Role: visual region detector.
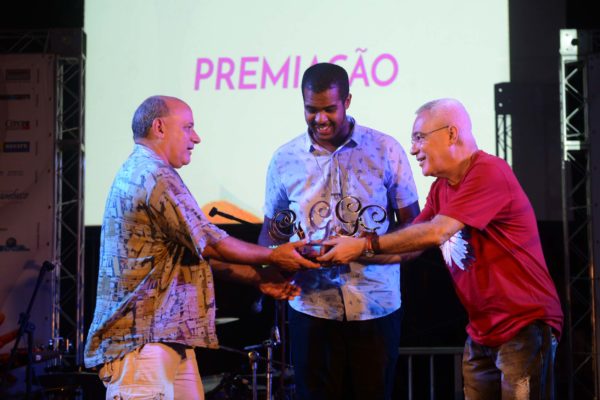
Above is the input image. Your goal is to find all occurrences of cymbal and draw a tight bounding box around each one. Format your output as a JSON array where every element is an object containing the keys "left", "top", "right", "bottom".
[
  {"left": 203, "top": 374, "right": 267, "bottom": 394},
  {"left": 202, "top": 373, "right": 225, "bottom": 390},
  {"left": 241, "top": 371, "right": 281, "bottom": 379},
  {"left": 241, "top": 368, "right": 294, "bottom": 379},
  {"left": 215, "top": 317, "right": 239, "bottom": 325}
]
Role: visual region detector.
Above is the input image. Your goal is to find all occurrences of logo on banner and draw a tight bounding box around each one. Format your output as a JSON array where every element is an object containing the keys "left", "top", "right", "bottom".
[
  {"left": 0, "top": 170, "right": 25, "bottom": 177},
  {"left": 5, "top": 120, "right": 31, "bottom": 130},
  {"left": 0, "top": 94, "right": 31, "bottom": 101},
  {"left": 0, "top": 237, "right": 30, "bottom": 252},
  {"left": 5, "top": 69, "right": 31, "bottom": 81},
  {"left": 0, "top": 190, "right": 29, "bottom": 200},
  {"left": 2, "top": 141, "right": 30, "bottom": 152}
]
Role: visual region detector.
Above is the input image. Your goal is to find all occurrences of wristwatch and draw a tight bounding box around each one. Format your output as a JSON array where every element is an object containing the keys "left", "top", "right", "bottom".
[{"left": 363, "top": 232, "right": 380, "bottom": 258}]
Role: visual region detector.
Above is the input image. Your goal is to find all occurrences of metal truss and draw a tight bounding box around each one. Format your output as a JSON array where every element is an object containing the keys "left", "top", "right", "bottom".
[
  {"left": 0, "top": 30, "right": 51, "bottom": 53},
  {"left": 55, "top": 54, "right": 85, "bottom": 366},
  {"left": 559, "top": 29, "right": 600, "bottom": 400},
  {"left": 0, "top": 29, "right": 86, "bottom": 366},
  {"left": 494, "top": 83, "right": 513, "bottom": 165}
]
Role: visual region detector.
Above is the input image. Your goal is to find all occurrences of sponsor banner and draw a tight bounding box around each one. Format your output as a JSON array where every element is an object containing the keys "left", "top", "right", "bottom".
[{"left": 0, "top": 54, "right": 56, "bottom": 348}]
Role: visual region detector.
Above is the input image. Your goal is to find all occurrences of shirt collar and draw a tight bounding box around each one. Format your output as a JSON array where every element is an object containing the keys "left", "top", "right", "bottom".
[
  {"left": 133, "top": 143, "right": 170, "bottom": 166},
  {"left": 304, "top": 116, "right": 362, "bottom": 153}
]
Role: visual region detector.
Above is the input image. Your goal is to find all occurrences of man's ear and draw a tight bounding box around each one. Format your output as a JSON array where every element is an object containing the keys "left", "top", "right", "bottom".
[
  {"left": 150, "top": 118, "right": 165, "bottom": 138},
  {"left": 345, "top": 93, "right": 352, "bottom": 110},
  {"left": 447, "top": 125, "right": 459, "bottom": 144}
]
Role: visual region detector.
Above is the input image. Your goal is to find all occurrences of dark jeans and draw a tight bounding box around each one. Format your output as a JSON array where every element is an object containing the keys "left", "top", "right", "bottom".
[
  {"left": 462, "top": 321, "right": 558, "bottom": 400},
  {"left": 288, "top": 306, "right": 401, "bottom": 400}
]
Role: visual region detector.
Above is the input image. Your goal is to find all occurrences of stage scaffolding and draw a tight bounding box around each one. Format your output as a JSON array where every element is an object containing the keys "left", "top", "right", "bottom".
[
  {"left": 0, "top": 29, "right": 86, "bottom": 366},
  {"left": 494, "top": 82, "right": 513, "bottom": 166},
  {"left": 559, "top": 29, "right": 600, "bottom": 399}
]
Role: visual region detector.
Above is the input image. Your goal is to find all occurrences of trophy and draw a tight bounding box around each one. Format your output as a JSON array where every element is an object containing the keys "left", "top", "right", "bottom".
[{"left": 269, "top": 196, "right": 387, "bottom": 262}]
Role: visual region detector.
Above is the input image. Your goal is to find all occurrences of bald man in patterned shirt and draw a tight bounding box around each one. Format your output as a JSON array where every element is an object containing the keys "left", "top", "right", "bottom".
[{"left": 85, "top": 95, "right": 318, "bottom": 400}]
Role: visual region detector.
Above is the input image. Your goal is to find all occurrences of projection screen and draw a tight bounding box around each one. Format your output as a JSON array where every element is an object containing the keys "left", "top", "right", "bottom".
[{"left": 84, "top": 0, "right": 509, "bottom": 226}]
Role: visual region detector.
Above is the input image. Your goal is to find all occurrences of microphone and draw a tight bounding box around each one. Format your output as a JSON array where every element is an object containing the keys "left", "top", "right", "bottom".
[
  {"left": 42, "top": 261, "right": 56, "bottom": 271},
  {"left": 208, "top": 207, "right": 255, "bottom": 226}
]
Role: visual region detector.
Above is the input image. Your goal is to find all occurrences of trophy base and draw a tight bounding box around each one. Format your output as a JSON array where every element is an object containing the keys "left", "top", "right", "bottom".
[{"left": 297, "top": 242, "right": 332, "bottom": 262}]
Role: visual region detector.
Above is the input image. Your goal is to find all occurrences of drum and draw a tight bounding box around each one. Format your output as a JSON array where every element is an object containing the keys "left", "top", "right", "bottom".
[{"left": 204, "top": 372, "right": 254, "bottom": 400}]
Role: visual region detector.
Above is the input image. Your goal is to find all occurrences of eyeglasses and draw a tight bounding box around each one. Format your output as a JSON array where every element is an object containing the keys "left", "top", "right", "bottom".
[{"left": 411, "top": 125, "right": 450, "bottom": 145}]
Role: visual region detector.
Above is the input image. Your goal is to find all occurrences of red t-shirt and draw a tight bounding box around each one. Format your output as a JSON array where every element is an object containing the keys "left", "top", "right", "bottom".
[{"left": 414, "top": 151, "right": 563, "bottom": 346}]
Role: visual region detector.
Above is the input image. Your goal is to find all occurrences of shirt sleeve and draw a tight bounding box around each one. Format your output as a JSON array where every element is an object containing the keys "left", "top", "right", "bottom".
[
  {"left": 414, "top": 200, "right": 434, "bottom": 224},
  {"left": 385, "top": 140, "right": 419, "bottom": 209},
  {"left": 148, "top": 168, "right": 228, "bottom": 257},
  {"left": 263, "top": 153, "right": 290, "bottom": 218},
  {"left": 439, "top": 161, "right": 511, "bottom": 231}
]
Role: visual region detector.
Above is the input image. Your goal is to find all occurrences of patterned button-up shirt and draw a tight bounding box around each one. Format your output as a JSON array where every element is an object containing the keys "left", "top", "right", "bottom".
[
  {"left": 264, "top": 117, "right": 418, "bottom": 321},
  {"left": 84, "top": 144, "right": 228, "bottom": 368}
]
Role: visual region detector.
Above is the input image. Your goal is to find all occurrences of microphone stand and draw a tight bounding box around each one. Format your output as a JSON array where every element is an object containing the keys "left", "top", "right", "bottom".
[
  {"left": 243, "top": 325, "right": 281, "bottom": 400},
  {"left": 266, "top": 325, "right": 281, "bottom": 400},
  {"left": 219, "top": 344, "right": 294, "bottom": 400},
  {"left": 247, "top": 351, "right": 259, "bottom": 400},
  {"left": 276, "top": 300, "right": 289, "bottom": 400},
  {"left": 209, "top": 207, "right": 256, "bottom": 227},
  {"left": 210, "top": 207, "right": 292, "bottom": 399},
  {"left": 3, "top": 261, "right": 55, "bottom": 399}
]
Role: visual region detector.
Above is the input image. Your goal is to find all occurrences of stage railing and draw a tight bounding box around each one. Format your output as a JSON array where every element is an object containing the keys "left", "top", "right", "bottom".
[{"left": 398, "top": 346, "right": 464, "bottom": 400}]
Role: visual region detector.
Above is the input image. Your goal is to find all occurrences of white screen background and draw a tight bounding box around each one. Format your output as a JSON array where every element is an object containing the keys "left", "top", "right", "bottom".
[{"left": 84, "top": 0, "right": 509, "bottom": 225}]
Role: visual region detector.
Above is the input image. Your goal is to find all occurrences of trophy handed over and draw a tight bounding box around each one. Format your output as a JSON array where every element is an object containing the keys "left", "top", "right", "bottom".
[{"left": 269, "top": 196, "right": 387, "bottom": 263}]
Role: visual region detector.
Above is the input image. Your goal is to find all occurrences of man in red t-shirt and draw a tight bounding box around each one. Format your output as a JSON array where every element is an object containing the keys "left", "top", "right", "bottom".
[{"left": 319, "top": 98, "right": 563, "bottom": 399}]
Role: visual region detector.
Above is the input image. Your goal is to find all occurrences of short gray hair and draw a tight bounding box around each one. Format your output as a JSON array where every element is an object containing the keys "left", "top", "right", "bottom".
[
  {"left": 416, "top": 98, "right": 472, "bottom": 138},
  {"left": 131, "top": 96, "right": 170, "bottom": 139},
  {"left": 415, "top": 98, "right": 463, "bottom": 115}
]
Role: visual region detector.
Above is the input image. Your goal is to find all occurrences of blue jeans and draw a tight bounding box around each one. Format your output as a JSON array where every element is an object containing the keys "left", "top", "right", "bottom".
[{"left": 462, "top": 321, "right": 558, "bottom": 400}]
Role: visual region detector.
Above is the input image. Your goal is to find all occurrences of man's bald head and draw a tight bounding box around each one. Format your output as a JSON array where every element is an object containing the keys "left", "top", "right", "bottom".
[
  {"left": 132, "top": 95, "right": 188, "bottom": 140},
  {"left": 415, "top": 98, "right": 476, "bottom": 149}
]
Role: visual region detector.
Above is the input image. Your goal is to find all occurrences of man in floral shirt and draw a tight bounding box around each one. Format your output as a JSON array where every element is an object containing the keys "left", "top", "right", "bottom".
[{"left": 85, "top": 96, "right": 317, "bottom": 399}]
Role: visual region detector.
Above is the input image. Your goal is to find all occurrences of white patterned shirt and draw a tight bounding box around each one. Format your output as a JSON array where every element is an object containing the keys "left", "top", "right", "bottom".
[
  {"left": 264, "top": 118, "right": 418, "bottom": 321},
  {"left": 84, "top": 144, "right": 228, "bottom": 367}
]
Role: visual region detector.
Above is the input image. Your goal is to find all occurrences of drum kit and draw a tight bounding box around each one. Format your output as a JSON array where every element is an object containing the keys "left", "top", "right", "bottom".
[
  {"left": 1, "top": 316, "right": 293, "bottom": 399},
  {"left": 0, "top": 256, "right": 295, "bottom": 399}
]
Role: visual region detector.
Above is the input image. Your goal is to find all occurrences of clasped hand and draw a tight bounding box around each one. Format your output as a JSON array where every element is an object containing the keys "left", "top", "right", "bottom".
[
  {"left": 269, "top": 237, "right": 366, "bottom": 270},
  {"left": 316, "top": 236, "right": 365, "bottom": 265},
  {"left": 268, "top": 239, "right": 321, "bottom": 271}
]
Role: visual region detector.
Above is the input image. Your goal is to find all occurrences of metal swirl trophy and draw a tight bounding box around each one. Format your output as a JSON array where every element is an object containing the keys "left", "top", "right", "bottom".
[{"left": 269, "top": 196, "right": 387, "bottom": 262}]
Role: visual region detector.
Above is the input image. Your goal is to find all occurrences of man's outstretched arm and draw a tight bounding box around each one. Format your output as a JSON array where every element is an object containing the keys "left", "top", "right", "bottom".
[{"left": 319, "top": 214, "right": 464, "bottom": 265}]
